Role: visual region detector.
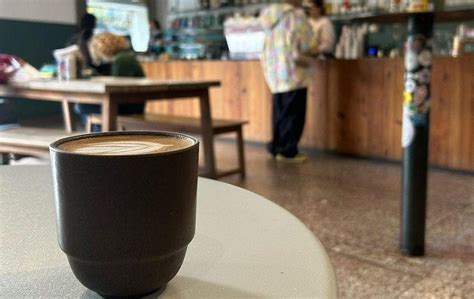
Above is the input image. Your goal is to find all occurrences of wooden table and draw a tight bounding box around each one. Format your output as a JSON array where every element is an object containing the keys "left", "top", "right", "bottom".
[
  {"left": 0, "top": 77, "right": 221, "bottom": 177},
  {"left": 0, "top": 165, "right": 338, "bottom": 298}
]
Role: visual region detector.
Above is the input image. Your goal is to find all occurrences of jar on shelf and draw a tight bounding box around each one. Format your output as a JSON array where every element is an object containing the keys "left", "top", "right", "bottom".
[{"left": 407, "top": 0, "right": 430, "bottom": 12}]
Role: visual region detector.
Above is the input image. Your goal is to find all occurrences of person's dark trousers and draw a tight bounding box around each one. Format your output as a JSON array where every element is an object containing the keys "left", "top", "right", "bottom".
[{"left": 267, "top": 88, "right": 307, "bottom": 158}]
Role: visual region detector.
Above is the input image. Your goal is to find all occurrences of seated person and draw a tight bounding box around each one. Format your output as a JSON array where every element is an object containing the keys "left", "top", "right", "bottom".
[
  {"left": 74, "top": 32, "right": 145, "bottom": 131},
  {"left": 67, "top": 13, "right": 111, "bottom": 76}
]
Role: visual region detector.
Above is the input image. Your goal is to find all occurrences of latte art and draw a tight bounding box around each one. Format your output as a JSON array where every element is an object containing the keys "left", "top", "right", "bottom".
[
  {"left": 69, "top": 140, "right": 173, "bottom": 155},
  {"left": 58, "top": 134, "right": 195, "bottom": 156}
]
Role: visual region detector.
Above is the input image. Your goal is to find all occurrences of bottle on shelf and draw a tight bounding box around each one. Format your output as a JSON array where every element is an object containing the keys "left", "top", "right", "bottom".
[
  {"left": 407, "top": 0, "right": 431, "bottom": 12},
  {"left": 210, "top": 0, "right": 220, "bottom": 9},
  {"left": 220, "top": 0, "right": 232, "bottom": 7},
  {"left": 201, "top": 0, "right": 210, "bottom": 9},
  {"left": 390, "top": 0, "right": 402, "bottom": 11}
]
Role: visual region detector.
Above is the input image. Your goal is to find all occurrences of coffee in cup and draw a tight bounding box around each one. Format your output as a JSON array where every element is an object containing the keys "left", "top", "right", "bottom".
[
  {"left": 58, "top": 134, "right": 194, "bottom": 155},
  {"left": 50, "top": 131, "right": 199, "bottom": 297}
]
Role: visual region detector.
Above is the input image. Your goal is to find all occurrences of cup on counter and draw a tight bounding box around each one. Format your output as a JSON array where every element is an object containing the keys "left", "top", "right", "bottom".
[{"left": 53, "top": 45, "right": 80, "bottom": 80}]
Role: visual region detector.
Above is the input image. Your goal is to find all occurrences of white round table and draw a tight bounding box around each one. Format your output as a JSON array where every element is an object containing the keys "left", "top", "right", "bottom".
[{"left": 0, "top": 165, "right": 337, "bottom": 298}]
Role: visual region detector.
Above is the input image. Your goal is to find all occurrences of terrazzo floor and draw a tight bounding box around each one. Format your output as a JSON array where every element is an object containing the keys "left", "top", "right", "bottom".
[{"left": 213, "top": 141, "right": 474, "bottom": 298}]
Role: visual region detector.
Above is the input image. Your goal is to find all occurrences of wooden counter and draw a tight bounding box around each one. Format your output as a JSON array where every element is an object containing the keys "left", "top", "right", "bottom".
[{"left": 142, "top": 56, "right": 473, "bottom": 171}]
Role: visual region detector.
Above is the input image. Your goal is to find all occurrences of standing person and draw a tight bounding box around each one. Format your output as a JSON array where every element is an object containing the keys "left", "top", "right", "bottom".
[
  {"left": 149, "top": 19, "right": 164, "bottom": 55},
  {"left": 74, "top": 32, "right": 145, "bottom": 131},
  {"left": 260, "top": 0, "right": 317, "bottom": 162},
  {"left": 305, "top": 0, "right": 335, "bottom": 58}
]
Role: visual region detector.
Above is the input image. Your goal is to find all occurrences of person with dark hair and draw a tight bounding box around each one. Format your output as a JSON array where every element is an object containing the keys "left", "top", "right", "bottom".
[
  {"left": 149, "top": 19, "right": 163, "bottom": 54},
  {"left": 74, "top": 32, "right": 145, "bottom": 131},
  {"left": 304, "top": 0, "right": 335, "bottom": 57},
  {"left": 77, "top": 13, "right": 96, "bottom": 68},
  {"left": 150, "top": 19, "right": 161, "bottom": 32},
  {"left": 68, "top": 13, "right": 111, "bottom": 75}
]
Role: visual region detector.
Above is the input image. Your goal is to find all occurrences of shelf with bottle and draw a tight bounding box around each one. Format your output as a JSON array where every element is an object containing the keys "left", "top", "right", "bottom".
[
  {"left": 160, "top": 24, "right": 228, "bottom": 60},
  {"left": 328, "top": 8, "right": 474, "bottom": 23},
  {"left": 169, "top": 14, "right": 228, "bottom": 30},
  {"left": 165, "top": 27, "right": 225, "bottom": 35},
  {"left": 168, "top": 1, "right": 278, "bottom": 17},
  {"left": 324, "top": 0, "right": 474, "bottom": 23},
  {"left": 334, "top": 17, "right": 473, "bottom": 59}
]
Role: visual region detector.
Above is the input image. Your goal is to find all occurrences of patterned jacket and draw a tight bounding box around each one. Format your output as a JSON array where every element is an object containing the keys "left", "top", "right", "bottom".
[{"left": 260, "top": 3, "right": 316, "bottom": 94}]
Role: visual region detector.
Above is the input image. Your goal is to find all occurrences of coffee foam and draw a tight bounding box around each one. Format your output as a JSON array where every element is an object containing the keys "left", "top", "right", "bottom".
[{"left": 58, "top": 134, "right": 195, "bottom": 156}]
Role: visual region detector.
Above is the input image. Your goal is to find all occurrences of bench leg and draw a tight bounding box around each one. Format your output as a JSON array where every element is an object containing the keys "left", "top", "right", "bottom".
[
  {"left": 237, "top": 128, "right": 246, "bottom": 178},
  {"left": 1, "top": 153, "right": 10, "bottom": 165}
]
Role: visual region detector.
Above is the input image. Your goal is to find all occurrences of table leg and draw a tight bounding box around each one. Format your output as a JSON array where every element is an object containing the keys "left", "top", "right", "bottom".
[
  {"left": 61, "top": 100, "right": 75, "bottom": 133},
  {"left": 1, "top": 153, "right": 10, "bottom": 165},
  {"left": 199, "top": 90, "right": 217, "bottom": 179},
  {"left": 102, "top": 95, "right": 118, "bottom": 132}
]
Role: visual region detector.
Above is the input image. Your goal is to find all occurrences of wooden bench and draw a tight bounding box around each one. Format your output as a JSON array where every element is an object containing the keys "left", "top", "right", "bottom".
[
  {"left": 0, "top": 126, "right": 73, "bottom": 164},
  {"left": 87, "top": 113, "right": 248, "bottom": 179}
]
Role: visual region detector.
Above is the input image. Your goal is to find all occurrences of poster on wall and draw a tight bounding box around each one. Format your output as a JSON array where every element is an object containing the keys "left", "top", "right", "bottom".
[{"left": 87, "top": 0, "right": 150, "bottom": 52}]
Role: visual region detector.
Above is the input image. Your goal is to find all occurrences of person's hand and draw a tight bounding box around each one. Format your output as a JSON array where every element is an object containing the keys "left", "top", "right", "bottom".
[{"left": 294, "top": 54, "right": 314, "bottom": 68}]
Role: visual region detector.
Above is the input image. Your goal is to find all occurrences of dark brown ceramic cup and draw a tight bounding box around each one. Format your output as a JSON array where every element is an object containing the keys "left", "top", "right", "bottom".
[{"left": 49, "top": 131, "right": 199, "bottom": 297}]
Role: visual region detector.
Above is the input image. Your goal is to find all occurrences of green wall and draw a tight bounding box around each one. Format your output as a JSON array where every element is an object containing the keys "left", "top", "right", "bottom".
[{"left": 0, "top": 19, "right": 77, "bottom": 119}]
